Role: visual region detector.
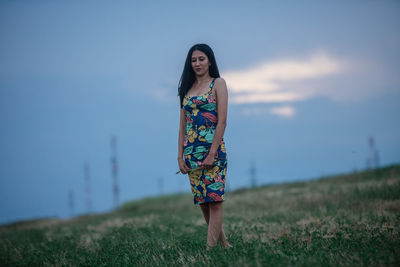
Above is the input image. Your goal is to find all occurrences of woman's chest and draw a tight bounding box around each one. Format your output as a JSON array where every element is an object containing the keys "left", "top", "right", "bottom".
[{"left": 183, "top": 93, "right": 217, "bottom": 113}]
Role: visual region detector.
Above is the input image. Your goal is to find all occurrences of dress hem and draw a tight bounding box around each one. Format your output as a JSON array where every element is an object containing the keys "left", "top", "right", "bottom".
[{"left": 196, "top": 199, "right": 225, "bottom": 205}]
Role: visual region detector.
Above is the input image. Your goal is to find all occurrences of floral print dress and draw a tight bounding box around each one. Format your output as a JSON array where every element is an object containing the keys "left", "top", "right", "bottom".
[{"left": 182, "top": 77, "right": 227, "bottom": 205}]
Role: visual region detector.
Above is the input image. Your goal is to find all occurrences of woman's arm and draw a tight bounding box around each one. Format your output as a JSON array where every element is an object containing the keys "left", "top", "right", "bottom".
[
  {"left": 178, "top": 108, "right": 190, "bottom": 173},
  {"left": 202, "top": 77, "right": 228, "bottom": 168}
]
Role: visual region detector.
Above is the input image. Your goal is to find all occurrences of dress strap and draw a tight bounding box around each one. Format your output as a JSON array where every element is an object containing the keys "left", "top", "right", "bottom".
[{"left": 208, "top": 78, "right": 217, "bottom": 92}]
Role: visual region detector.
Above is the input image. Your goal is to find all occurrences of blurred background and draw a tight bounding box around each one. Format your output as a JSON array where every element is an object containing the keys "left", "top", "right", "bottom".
[{"left": 0, "top": 0, "right": 399, "bottom": 224}]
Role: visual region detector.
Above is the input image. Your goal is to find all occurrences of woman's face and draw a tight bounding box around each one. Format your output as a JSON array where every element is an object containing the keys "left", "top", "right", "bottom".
[{"left": 191, "top": 50, "right": 210, "bottom": 76}]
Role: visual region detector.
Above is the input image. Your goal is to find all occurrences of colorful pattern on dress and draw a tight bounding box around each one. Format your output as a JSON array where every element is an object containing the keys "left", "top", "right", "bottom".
[{"left": 182, "top": 77, "right": 227, "bottom": 205}]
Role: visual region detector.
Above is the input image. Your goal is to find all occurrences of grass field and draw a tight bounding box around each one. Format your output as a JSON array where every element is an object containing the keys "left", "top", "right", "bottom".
[{"left": 1, "top": 164, "right": 400, "bottom": 266}]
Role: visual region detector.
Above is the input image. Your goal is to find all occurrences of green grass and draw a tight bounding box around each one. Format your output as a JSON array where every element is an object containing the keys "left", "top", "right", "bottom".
[{"left": 1, "top": 164, "right": 400, "bottom": 266}]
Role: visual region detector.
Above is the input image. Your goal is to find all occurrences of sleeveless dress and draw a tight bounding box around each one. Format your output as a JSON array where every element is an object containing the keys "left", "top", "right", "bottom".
[{"left": 182, "top": 77, "right": 227, "bottom": 205}]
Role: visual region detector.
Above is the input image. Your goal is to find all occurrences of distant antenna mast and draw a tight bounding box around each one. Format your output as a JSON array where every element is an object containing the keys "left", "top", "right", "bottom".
[
  {"left": 111, "top": 135, "right": 120, "bottom": 207},
  {"left": 249, "top": 160, "right": 257, "bottom": 188},
  {"left": 158, "top": 177, "right": 163, "bottom": 196},
  {"left": 68, "top": 189, "right": 74, "bottom": 217},
  {"left": 84, "top": 161, "right": 92, "bottom": 213},
  {"left": 226, "top": 176, "right": 231, "bottom": 193},
  {"left": 366, "top": 136, "right": 380, "bottom": 169}
]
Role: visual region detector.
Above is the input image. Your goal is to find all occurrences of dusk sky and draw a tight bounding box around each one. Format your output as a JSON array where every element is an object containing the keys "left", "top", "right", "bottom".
[{"left": 1, "top": 0, "right": 399, "bottom": 224}]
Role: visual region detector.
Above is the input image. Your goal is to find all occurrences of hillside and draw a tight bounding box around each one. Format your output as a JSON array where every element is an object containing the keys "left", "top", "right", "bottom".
[{"left": 1, "top": 164, "right": 399, "bottom": 266}]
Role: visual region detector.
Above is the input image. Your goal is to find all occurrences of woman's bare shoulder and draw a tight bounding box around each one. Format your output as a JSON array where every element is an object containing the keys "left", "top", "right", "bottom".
[
  {"left": 213, "top": 77, "right": 228, "bottom": 100},
  {"left": 214, "top": 77, "right": 226, "bottom": 84},
  {"left": 214, "top": 77, "right": 227, "bottom": 89}
]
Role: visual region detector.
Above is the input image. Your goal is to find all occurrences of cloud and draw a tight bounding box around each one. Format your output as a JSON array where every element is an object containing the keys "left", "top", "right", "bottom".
[
  {"left": 269, "top": 105, "right": 295, "bottom": 118},
  {"left": 222, "top": 51, "right": 347, "bottom": 104},
  {"left": 151, "top": 87, "right": 178, "bottom": 104},
  {"left": 242, "top": 105, "right": 295, "bottom": 118}
]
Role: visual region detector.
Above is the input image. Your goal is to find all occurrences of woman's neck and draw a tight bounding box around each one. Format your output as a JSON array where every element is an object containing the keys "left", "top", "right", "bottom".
[{"left": 195, "top": 74, "right": 212, "bottom": 85}]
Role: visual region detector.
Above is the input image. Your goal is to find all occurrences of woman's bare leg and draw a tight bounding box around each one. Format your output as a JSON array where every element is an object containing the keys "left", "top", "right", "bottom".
[
  {"left": 207, "top": 202, "right": 223, "bottom": 249},
  {"left": 200, "top": 203, "right": 210, "bottom": 224},
  {"left": 219, "top": 227, "right": 230, "bottom": 247},
  {"left": 200, "top": 202, "right": 231, "bottom": 248}
]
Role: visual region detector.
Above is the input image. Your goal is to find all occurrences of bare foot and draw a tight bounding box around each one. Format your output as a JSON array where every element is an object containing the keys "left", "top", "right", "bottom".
[
  {"left": 219, "top": 240, "right": 233, "bottom": 248},
  {"left": 206, "top": 244, "right": 216, "bottom": 251},
  {"left": 206, "top": 244, "right": 217, "bottom": 251},
  {"left": 220, "top": 241, "right": 233, "bottom": 248}
]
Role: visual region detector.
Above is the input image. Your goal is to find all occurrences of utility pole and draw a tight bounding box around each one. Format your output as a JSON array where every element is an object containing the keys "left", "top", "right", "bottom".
[
  {"left": 84, "top": 161, "right": 92, "bottom": 213},
  {"left": 249, "top": 160, "right": 257, "bottom": 188},
  {"left": 366, "top": 136, "right": 380, "bottom": 169},
  {"left": 68, "top": 189, "right": 74, "bottom": 218},
  {"left": 111, "top": 135, "right": 120, "bottom": 208},
  {"left": 226, "top": 175, "right": 230, "bottom": 193},
  {"left": 158, "top": 177, "right": 163, "bottom": 196}
]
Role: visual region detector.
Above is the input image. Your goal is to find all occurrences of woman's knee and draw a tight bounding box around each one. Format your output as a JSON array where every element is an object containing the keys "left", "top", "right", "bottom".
[
  {"left": 209, "top": 201, "right": 223, "bottom": 211},
  {"left": 200, "top": 203, "right": 209, "bottom": 212}
]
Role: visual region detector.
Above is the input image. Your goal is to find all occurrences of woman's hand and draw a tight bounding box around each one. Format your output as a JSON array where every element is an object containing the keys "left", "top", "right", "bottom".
[
  {"left": 178, "top": 158, "right": 191, "bottom": 174},
  {"left": 201, "top": 152, "right": 216, "bottom": 170}
]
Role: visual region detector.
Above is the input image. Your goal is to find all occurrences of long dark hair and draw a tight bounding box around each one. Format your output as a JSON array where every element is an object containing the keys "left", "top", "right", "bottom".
[{"left": 178, "top": 43, "right": 220, "bottom": 108}]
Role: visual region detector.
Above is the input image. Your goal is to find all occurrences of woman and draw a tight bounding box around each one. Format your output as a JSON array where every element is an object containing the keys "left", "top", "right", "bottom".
[{"left": 177, "top": 43, "right": 232, "bottom": 251}]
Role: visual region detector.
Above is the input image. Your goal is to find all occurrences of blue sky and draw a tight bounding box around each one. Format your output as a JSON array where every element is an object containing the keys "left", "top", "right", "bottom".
[{"left": 1, "top": 0, "right": 399, "bottom": 224}]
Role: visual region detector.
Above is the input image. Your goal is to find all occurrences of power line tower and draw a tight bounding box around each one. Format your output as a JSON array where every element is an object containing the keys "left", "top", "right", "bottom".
[
  {"left": 110, "top": 135, "right": 120, "bottom": 208},
  {"left": 226, "top": 175, "right": 231, "bottom": 193},
  {"left": 68, "top": 189, "right": 74, "bottom": 218},
  {"left": 366, "top": 136, "right": 380, "bottom": 169},
  {"left": 158, "top": 177, "right": 164, "bottom": 196},
  {"left": 249, "top": 160, "right": 257, "bottom": 188},
  {"left": 84, "top": 161, "right": 92, "bottom": 213}
]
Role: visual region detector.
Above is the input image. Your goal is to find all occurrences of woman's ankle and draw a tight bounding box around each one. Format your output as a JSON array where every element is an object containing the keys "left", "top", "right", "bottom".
[
  {"left": 206, "top": 243, "right": 217, "bottom": 251},
  {"left": 219, "top": 239, "right": 232, "bottom": 247}
]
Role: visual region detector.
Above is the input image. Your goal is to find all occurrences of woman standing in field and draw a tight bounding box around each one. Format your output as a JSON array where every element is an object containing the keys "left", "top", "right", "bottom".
[{"left": 177, "top": 43, "right": 232, "bottom": 251}]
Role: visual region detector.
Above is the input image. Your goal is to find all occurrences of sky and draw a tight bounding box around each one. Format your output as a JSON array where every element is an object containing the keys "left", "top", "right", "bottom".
[{"left": 0, "top": 0, "right": 399, "bottom": 224}]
